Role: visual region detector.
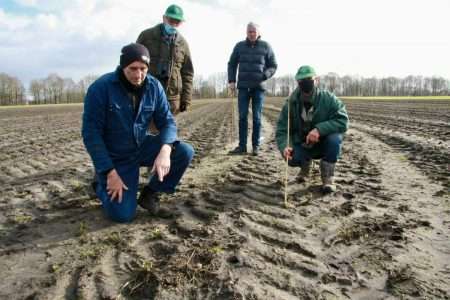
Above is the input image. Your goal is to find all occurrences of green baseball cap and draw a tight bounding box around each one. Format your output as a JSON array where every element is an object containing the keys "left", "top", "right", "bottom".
[
  {"left": 164, "top": 4, "right": 185, "bottom": 21},
  {"left": 295, "top": 65, "right": 316, "bottom": 80}
]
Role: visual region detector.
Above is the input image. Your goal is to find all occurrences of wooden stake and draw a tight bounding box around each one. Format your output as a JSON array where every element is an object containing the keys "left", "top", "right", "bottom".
[
  {"left": 284, "top": 99, "right": 290, "bottom": 208},
  {"left": 231, "top": 90, "right": 235, "bottom": 142}
]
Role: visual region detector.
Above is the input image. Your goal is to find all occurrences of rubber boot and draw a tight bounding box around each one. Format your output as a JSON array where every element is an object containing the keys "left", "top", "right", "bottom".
[
  {"left": 320, "top": 160, "right": 336, "bottom": 193},
  {"left": 252, "top": 146, "right": 259, "bottom": 156},
  {"left": 296, "top": 160, "right": 312, "bottom": 183}
]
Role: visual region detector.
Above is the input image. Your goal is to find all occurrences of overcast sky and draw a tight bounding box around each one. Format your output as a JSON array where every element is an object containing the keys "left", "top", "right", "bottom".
[{"left": 1, "top": 0, "right": 449, "bottom": 86}]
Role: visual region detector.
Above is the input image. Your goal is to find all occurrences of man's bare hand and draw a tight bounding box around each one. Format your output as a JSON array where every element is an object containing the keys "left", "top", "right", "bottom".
[
  {"left": 228, "top": 82, "right": 236, "bottom": 96},
  {"left": 306, "top": 128, "right": 320, "bottom": 145},
  {"left": 283, "top": 147, "right": 293, "bottom": 161},
  {"left": 151, "top": 144, "right": 172, "bottom": 182},
  {"left": 107, "top": 169, "right": 128, "bottom": 203}
]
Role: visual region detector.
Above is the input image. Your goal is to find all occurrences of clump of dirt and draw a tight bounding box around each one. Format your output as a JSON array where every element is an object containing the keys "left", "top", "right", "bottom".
[
  {"left": 331, "top": 200, "right": 355, "bottom": 216},
  {"left": 161, "top": 243, "right": 222, "bottom": 288},
  {"left": 101, "top": 230, "right": 133, "bottom": 251},
  {"left": 386, "top": 265, "right": 423, "bottom": 297},
  {"left": 326, "top": 214, "right": 412, "bottom": 246},
  {"left": 120, "top": 258, "right": 159, "bottom": 298}
]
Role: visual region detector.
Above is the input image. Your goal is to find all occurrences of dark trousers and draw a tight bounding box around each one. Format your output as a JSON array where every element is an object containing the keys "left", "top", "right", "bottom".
[
  {"left": 289, "top": 133, "right": 343, "bottom": 167},
  {"left": 237, "top": 88, "right": 265, "bottom": 150},
  {"left": 96, "top": 137, "right": 194, "bottom": 222}
]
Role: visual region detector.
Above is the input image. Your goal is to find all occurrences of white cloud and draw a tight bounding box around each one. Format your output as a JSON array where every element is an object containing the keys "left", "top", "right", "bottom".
[{"left": 0, "top": 9, "right": 30, "bottom": 30}]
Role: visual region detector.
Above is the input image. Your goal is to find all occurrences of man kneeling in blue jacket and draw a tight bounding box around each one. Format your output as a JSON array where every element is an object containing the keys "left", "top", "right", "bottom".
[{"left": 82, "top": 43, "right": 194, "bottom": 222}]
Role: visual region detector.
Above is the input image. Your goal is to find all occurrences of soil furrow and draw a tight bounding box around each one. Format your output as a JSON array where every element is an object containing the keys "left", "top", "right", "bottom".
[{"left": 0, "top": 99, "right": 448, "bottom": 299}]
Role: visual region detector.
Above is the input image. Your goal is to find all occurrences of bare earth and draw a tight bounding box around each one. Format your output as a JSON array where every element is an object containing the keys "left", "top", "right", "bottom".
[{"left": 0, "top": 98, "right": 449, "bottom": 299}]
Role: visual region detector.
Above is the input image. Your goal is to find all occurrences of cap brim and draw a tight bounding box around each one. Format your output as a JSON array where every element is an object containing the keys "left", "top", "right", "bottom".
[
  {"left": 164, "top": 13, "right": 184, "bottom": 21},
  {"left": 295, "top": 72, "right": 315, "bottom": 80}
]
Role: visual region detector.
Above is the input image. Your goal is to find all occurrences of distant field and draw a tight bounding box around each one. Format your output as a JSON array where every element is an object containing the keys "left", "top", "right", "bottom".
[
  {"left": 1, "top": 96, "right": 449, "bottom": 111},
  {"left": 0, "top": 103, "right": 83, "bottom": 109},
  {"left": 0, "top": 100, "right": 216, "bottom": 110},
  {"left": 340, "top": 96, "right": 450, "bottom": 101}
]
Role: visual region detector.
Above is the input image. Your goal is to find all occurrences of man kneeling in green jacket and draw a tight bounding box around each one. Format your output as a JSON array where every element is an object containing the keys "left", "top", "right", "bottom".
[{"left": 276, "top": 66, "right": 349, "bottom": 192}]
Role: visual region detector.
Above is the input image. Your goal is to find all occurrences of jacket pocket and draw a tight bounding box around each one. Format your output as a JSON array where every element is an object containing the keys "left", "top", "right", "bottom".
[
  {"left": 167, "top": 72, "right": 179, "bottom": 98},
  {"left": 174, "top": 47, "right": 185, "bottom": 64},
  {"left": 106, "top": 103, "right": 126, "bottom": 132}
]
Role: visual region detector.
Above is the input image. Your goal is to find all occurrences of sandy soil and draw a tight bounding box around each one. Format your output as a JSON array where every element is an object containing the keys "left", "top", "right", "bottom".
[{"left": 0, "top": 98, "right": 449, "bottom": 299}]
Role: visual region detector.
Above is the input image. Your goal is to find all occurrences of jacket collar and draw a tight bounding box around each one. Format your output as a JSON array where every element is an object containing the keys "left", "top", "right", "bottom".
[
  {"left": 112, "top": 67, "right": 150, "bottom": 90},
  {"left": 245, "top": 36, "right": 260, "bottom": 46},
  {"left": 159, "top": 23, "right": 180, "bottom": 44}
]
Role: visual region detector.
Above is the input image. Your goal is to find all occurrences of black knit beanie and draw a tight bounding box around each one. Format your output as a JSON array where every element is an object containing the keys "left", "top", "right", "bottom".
[{"left": 119, "top": 43, "right": 150, "bottom": 69}]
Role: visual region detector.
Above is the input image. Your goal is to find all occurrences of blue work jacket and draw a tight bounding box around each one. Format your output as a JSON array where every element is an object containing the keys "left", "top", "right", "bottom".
[{"left": 81, "top": 68, "right": 177, "bottom": 174}]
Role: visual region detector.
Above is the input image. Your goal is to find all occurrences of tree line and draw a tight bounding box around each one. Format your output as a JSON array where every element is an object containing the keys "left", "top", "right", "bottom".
[
  {"left": 0, "top": 71, "right": 449, "bottom": 105},
  {"left": 29, "top": 74, "right": 98, "bottom": 105},
  {"left": 194, "top": 72, "right": 450, "bottom": 99},
  {"left": 0, "top": 72, "right": 98, "bottom": 105},
  {"left": 0, "top": 73, "right": 26, "bottom": 105}
]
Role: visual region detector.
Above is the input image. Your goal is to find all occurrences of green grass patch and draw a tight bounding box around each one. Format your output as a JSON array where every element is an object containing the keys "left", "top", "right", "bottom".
[
  {"left": 79, "top": 244, "right": 106, "bottom": 260},
  {"left": 397, "top": 154, "right": 409, "bottom": 162},
  {"left": 11, "top": 214, "right": 33, "bottom": 224},
  {"left": 147, "top": 227, "right": 163, "bottom": 241},
  {"left": 76, "top": 221, "right": 90, "bottom": 243},
  {"left": 69, "top": 179, "right": 84, "bottom": 193},
  {"left": 208, "top": 246, "right": 223, "bottom": 254},
  {"left": 102, "top": 231, "right": 131, "bottom": 250}
]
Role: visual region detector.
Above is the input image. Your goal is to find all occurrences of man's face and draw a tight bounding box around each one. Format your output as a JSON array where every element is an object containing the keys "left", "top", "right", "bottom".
[
  {"left": 247, "top": 27, "right": 259, "bottom": 42},
  {"left": 298, "top": 77, "right": 317, "bottom": 94},
  {"left": 123, "top": 61, "right": 148, "bottom": 86},
  {"left": 163, "top": 16, "right": 182, "bottom": 28}
]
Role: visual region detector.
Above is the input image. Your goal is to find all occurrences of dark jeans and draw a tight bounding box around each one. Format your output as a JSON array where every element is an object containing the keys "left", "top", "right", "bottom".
[
  {"left": 95, "top": 137, "right": 194, "bottom": 223},
  {"left": 288, "top": 133, "right": 343, "bottom": 166},
  {"left": 237, "top": 88, "right": 265, "bottom": 149}
]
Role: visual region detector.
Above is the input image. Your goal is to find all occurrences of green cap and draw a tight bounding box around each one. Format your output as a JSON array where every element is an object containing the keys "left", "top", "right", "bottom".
[
  {"left": 295, "top": 65, "right": 316, "bottom": 80},
  {"left": 164, "top": 4, "right": 184, "bottom": 21}
]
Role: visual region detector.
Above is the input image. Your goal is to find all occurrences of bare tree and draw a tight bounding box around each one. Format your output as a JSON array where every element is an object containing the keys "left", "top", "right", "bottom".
[{"left": 0, "top": 73, "right": 25, "bottom": 105}]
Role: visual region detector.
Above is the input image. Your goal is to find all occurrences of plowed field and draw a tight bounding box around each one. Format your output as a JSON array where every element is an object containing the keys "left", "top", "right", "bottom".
[{"left": 0, "top": 98, "right": 449, "bottom": 299}]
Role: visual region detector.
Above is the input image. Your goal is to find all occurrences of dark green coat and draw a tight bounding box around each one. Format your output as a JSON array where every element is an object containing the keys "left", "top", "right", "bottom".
[
  {"left": 276, "top": 87, "right": 349, "bottom": 155},
  {"left": 137, "top": 24, "right": 194, "bottom": 109}
]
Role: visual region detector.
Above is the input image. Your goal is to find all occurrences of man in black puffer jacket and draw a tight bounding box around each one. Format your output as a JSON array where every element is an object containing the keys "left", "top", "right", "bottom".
[{"left": 228, "top": 22, "right": 277, "bottom": 156}]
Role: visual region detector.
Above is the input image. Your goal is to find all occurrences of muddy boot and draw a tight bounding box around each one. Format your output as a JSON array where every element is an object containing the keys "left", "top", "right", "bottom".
[
  {"left": 228, "top": 146, "right": 247, "bottom": 155},
  {"left": 296, "top": 160, "right": 312, "bottom": 183},
  {"left": 138, "top": 186, "right": 160, "bottom": 215},
  {"left": 252, "top": 146, "right": 259, "bottom": 156},
  {"left": 320, "top": 160, "right": 336, "bottom": 193}
]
